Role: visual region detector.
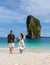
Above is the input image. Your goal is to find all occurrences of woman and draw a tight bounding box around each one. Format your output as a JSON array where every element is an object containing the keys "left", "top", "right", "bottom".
[{"left": 18, "top": 33, "right": 25, "bottom": 53}]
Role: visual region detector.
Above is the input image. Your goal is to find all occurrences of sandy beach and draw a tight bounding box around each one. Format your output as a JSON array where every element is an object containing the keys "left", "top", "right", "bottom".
[{"left": 0, "top": 48, "right": 50, "bottom": 65}]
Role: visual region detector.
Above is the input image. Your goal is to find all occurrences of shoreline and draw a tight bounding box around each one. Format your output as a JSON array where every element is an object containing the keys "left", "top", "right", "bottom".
[{"left": 0, "top": 48, "right": 50, "bottom": 54}]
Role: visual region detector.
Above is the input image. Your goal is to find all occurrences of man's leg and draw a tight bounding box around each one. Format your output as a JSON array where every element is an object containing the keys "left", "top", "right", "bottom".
[
  {"left": 9, "top": 43, "right": 12, "bottom": 54},
  {"left": 11, "top": 43, "right": 14, "bottom": 54},
  {"left": 9, "top": 43, "right": 13, "bottom": 54}
]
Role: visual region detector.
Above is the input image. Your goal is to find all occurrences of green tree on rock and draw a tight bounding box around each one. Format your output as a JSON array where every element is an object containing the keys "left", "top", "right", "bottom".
[{"left": 26, "top": 15, "right": 41, "bottom": 39}]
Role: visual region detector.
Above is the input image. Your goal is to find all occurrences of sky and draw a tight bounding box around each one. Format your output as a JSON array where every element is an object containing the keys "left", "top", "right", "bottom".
[{"left": 0, "top": 0, "right": 50, "bottom": 37}]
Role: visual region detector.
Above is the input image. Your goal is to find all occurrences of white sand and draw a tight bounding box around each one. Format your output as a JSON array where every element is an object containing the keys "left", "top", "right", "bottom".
[{"left": 0, "top": 48, "right": 50, "bottom": 65}]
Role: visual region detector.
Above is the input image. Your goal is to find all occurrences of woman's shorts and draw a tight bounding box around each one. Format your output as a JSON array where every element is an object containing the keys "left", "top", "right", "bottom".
[{"left": 9, "top": 43, "right": 14, "bottom": 47}]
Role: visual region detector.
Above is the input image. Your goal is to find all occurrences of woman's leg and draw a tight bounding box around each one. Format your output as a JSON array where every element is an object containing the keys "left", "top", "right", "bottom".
[{"left": 19, "top": 49, "right": 23, "bottom": 54}]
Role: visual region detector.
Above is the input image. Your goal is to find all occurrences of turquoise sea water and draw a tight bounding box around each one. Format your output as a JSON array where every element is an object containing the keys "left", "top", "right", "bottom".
[{"left": 0, "top": 37, "right": 50, "bottom": 51}]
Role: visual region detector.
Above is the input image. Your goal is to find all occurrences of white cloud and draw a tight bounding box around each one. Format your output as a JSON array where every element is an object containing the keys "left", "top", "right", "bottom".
[
  {"left": 20, "top": 0, "right": 50, "bottom": 16},
  {"left": 0, "top": 0, "right": 50, "bottom": 23},
  {"left": 43, "top": 19, "right": 50, "bottom": 23},
  {"left": 42, "top": 16, "right": 50, "bottom": 23},
  {"left": 0, "top": 7, "right": 26, "bottom": 23},
  {"left": 0, "top": 0, "right": 50, "bottom": 37},
  {"left": 20, "top": 0, "right": 50, "bottom": 23}
]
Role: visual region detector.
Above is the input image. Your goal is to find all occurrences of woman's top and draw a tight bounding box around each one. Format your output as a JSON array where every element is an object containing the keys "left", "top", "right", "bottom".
[{"left": 19, "top": 39, "right": 25, "bottom": 46}]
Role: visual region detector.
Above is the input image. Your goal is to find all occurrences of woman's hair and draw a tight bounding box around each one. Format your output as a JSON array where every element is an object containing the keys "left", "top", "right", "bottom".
[{"left": 20, "top": 33, "right": 24, "bottom": 39}]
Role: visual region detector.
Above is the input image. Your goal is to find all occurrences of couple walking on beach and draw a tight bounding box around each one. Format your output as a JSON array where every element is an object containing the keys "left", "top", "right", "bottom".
[{"left": 7, "top": 30, "right": 25, "bottom": 54}]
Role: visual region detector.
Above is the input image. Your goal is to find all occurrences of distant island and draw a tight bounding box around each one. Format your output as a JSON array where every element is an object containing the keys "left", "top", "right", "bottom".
[{"left": 26, "top": 15, "right": 41, "bottom": 39}]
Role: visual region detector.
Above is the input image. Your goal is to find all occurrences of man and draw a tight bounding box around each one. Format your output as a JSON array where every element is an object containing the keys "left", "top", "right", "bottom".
[{"left": 7, "top": 30, "right": 15, "bottom": 54}]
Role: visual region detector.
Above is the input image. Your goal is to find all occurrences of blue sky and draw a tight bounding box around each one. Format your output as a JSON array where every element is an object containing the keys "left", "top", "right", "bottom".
[{"left": 0, "top": 0, "right": 50, "bottom": 37}]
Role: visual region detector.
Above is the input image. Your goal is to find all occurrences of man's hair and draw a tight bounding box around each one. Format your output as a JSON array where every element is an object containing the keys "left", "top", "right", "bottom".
[{"left": 10, "top": 30, "right": 13, "bottom": 33}]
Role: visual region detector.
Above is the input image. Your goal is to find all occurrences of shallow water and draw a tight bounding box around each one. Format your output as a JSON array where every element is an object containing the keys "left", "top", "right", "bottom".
[{"left": 0, "top": 37, "right": 50, "bottom": 51}]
